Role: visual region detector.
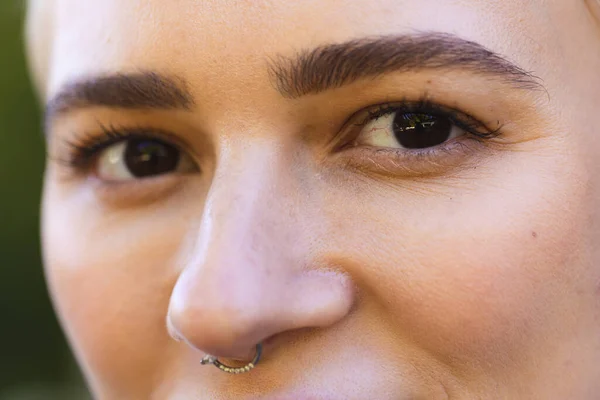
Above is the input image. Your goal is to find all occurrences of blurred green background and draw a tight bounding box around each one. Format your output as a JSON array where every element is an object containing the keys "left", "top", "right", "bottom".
[{"left": 0, "top": 2, "right": 91, "bottom": 399}]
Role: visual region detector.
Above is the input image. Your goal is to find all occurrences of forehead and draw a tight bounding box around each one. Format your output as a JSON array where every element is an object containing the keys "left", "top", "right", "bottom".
[{"left": 44, "top": 0, "right": 559, "bottom": 99}]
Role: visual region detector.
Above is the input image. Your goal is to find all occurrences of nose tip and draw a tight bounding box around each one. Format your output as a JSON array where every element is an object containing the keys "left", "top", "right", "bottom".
[
  {"left": 167, "top": 280, "right": 270, "bottom": 359},
  {"left": 167, "top": 265, "right": 355, "bottom": 361}
]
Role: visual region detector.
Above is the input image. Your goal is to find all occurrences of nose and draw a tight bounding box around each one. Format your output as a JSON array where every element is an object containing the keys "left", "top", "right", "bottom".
[{"left": 167, "top": 144, "right": 355, "bottom": 360}]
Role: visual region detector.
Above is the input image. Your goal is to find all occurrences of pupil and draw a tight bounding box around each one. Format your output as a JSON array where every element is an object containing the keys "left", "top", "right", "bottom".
[
  {"left": 392, "top": 113, "right": 452, "bottom": 149},
  {"left": 124, "top": 139, "right": 180, "bottom": 177}
]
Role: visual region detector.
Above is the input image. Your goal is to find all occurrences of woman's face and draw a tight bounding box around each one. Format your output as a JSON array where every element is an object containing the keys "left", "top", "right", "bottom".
[{"left": 29, "top": 0, "right": 600, "bottom": 398}]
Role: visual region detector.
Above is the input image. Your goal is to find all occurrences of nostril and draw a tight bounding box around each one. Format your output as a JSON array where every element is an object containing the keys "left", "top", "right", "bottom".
[{"left": 214, "top": 343, "right": 263, "bottom": 365}]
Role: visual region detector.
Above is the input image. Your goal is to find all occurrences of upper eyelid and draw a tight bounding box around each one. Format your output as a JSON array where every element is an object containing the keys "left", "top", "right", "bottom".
[
  {"left": 61, "top": 125, "right": 195, "bottom": 168},
  {"left": 346, "top": 101, "right": 501, "bottom": 138}
]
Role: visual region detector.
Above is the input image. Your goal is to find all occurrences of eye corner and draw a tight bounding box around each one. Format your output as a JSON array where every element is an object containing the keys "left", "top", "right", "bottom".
[
  {"left": 329, "top": 96, "right": 502, "bottom": 178},
  {"left": 55, "top": 123, "right": 199, "bottom": 183}
]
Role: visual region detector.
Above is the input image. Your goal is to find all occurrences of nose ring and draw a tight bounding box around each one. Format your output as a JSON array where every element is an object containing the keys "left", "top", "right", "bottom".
[{"left": 201, "top": 343, "right": 263, "bottom": 374}]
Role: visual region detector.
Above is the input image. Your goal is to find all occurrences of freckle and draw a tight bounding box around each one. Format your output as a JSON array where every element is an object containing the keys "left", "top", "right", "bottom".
[
  {"left": 532, "top": 231, "right": 538, "bottom": 238},
  {"left": 426, "top": 80, "right": 432, "bottom": 84}
]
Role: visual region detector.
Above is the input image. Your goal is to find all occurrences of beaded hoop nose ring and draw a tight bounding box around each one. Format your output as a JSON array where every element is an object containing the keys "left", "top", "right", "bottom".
[{"left": 200, "top": 343, "right": 263, "bottom": 374}]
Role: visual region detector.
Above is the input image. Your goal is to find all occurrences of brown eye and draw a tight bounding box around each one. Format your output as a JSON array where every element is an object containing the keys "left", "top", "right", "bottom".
[
  {"left": 124, "top": 139, "right": 180, "bottom": 177},
  {"left": 97, "top": 139, "right": 196, "bottom": 181},
  {"left": 356, "top": 111, "right": 464, "bottom": 150},
  {"left": 392, "top": 113, "right": 453, "bottom": 149}
]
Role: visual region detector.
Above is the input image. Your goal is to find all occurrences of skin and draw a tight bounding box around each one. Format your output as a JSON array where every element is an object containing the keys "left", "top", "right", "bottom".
[{"left": 26, "top": 0, "right": 600, "bottom": 398}]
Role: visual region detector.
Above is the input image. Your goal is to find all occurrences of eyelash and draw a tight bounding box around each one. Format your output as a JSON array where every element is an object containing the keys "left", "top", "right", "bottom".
[
  {"left": 56, "top": 99, "right": 501, "bottom": 173},
  {"left": 350, "top": 98, "right": 501, "bottom": 140},
  {"left": 330, "top": 98, "right": 502, "bottom": 172},
  {"left": 58, "top": 124, "right": 181, "bottom": 169}
]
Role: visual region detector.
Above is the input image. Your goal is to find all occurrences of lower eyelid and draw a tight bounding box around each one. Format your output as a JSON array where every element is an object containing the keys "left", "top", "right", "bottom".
[
  {"left": 333, "top": 136, "right": 487, "bottom": 177},
  {"left": 87, "top": 173, "right": 193, "bottom": 208}
]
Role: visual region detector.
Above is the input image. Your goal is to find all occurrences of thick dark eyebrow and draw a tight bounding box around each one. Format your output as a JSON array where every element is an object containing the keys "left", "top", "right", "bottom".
[
  {"left": 45, "top": 72, "right": 194, "bottom": 123},
  {"left": 269, "top": 32, "right": 544, "bottom": 99}
]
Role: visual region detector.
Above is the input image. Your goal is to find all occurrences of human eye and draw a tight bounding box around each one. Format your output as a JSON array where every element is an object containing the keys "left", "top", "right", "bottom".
[
  {"left": 57, "top": 124, "right": 198, "bottom": 182},
  {"left": 335, "top": 99, "right": 502, "bottom": 176}
]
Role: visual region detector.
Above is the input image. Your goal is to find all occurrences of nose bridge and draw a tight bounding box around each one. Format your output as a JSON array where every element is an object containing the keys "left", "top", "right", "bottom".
[
  {"left": 169, "top": 142, "right": 301, "bottom": 353},
  {"left": 202, "top": 142, "right": 295, "bottom": 270},
  {"left": 168, "top": 140, "right": 355, "bottom": 360}
]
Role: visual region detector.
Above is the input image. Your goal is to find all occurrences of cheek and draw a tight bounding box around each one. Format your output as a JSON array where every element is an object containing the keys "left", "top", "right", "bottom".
[
  {"left": 42, "top": 185, "right": 185, "bottom": 396},
  {"left": 326, "top": 155, "right": 591, "bottom": 374}
]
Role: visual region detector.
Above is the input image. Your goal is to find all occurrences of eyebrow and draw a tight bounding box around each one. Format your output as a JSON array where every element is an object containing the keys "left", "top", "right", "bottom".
[
  {"left": 269, "top": 32, "right": 544, "bottom": 99},
  {"left": 45, "top": 72, "right": 194, "bottom": 123},
  {"left": 45, "top": 33, "right": 542, "bottom": 126}
]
